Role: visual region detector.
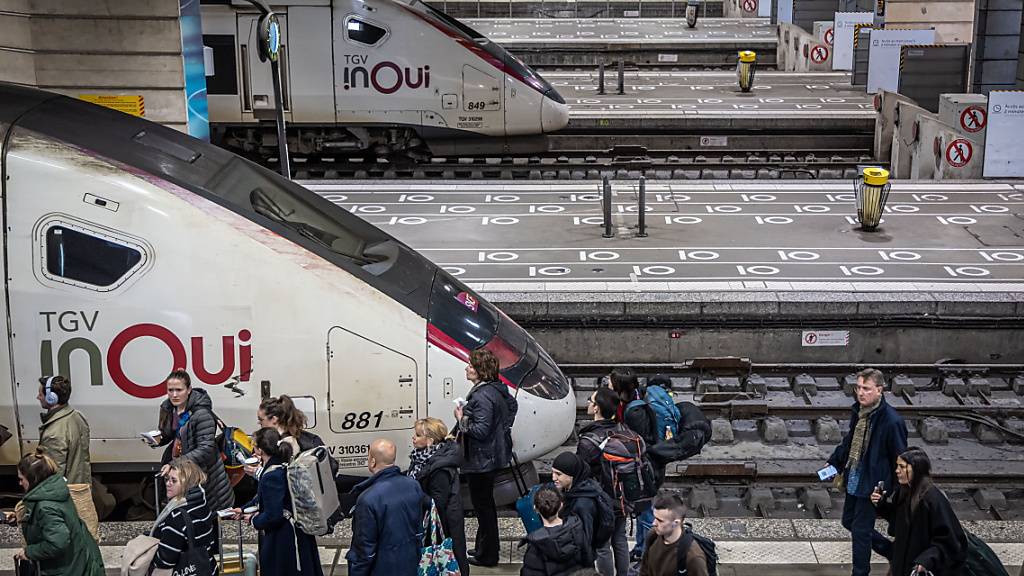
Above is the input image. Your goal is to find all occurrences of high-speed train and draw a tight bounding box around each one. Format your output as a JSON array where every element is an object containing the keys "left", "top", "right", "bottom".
[
  {"left": 0, "top": 83, "right": 575, "bottom": 481},
  {"left": 200, "top": 0, "right": 569, "bottom": 158}
]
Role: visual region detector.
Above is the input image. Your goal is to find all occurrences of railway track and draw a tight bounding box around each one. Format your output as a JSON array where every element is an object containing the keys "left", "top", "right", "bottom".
[{"left": 290, "top": 150, "right": 879, "bottom": 180}]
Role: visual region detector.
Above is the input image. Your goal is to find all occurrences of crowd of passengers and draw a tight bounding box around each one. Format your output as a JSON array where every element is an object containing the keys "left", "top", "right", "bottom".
[{"left": 5, "top": 358, "right": 1006, "bottom": 576}]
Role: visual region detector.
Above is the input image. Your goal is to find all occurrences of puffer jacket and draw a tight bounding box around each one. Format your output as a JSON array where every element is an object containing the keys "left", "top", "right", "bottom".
[
  {"left": 157, "top": 388, "right": 233, "bottom": 510},
  {"left": 558, "top": 473, "right": 606, "bottom": 563},
  {"left": 38, "top": 406, "right": 92, "bottom": 485},
  {"left": 519, "top": 515, "right": 592, "bottom": 576},
  {"left": 19, "top": 474, "right": 105, "bottom": 576},
  {"left": 459, "top": 380, "right": 519, "bottom": 474}
]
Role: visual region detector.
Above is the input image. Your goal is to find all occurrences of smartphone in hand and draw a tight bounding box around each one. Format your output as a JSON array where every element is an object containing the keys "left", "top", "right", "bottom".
[{"left": 817, "top": 465, "right": 839, "bottom": 481}]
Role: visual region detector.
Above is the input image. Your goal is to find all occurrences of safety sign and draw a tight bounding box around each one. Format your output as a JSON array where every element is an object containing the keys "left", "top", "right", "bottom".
[
  {"left": 945, "top": 138, "right": 973, "bottom": 168},
  {"left": 811, "top": 45, "right": 830, "bottom": 64},
  {"left": 802, "top": 330, "right": 850, "bottom": 347},
  {"left": 824, "top": 28, "right": 834, "bottom": 46},
  {"left": 959, "top": 106, "right": 986, "bottom": 133},
  {"left": 742, "top": 0, "right": 757, "bottom": 13}
]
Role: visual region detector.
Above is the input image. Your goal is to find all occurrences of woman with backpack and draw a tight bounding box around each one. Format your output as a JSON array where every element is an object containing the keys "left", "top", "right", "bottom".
[
  {"left": 12, "top": 449, "right": 105, "bottom": 575},
  {"left": 233, "top": 427, "right": 323, "bottom": 576},
  {"left": 147, "top": 369, "right": 233, "bottom": 511},
  {"left": 151, "top": 458, "right": 218, "bottom": 576},
  {"left": 551, "top": 452, "right": 612, "bottom": 567},
  {"left": 409, "top": 417, "right": 469, "bottom": 576},
  {"left": 455, "top": 349, "right": 518, "bottom": 568},
  {"left": 871, "top": 447, "right": 968, "bottom": 576}
]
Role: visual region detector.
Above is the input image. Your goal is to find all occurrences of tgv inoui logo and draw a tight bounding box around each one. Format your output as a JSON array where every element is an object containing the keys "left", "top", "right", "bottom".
[
  {"left": 38, "top": 311, "right": 252, "bottom": 399},
  {"left": 342, "top": 54, "right": 430, "bottom": 94}
]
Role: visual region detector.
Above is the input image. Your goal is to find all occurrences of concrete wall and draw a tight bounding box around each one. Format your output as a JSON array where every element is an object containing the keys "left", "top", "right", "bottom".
[
  {"left": 883, "top": 0, "right": 975, "bottom": 43},
  {"left": 0, "top": 0, "right": 188, "bottom": 131},
  {"left": 778, "top": 22, "right": 833, "bottom": 71},
  {"left": 974, "top": 0, "right": 1023, "bottom": 93}
]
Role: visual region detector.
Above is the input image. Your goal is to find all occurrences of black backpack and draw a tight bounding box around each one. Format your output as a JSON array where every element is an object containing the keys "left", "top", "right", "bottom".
[
  {"left": 648, "top": 402, "right": 711, "bottom": 466},
  {"left": 963, "top": 530, "right": 1010, "bottom": 576},
  {"left": 583, "top": 425, "right": 659, "bottom": 516},
  {"left": 646, "top": 524, "right": 718, "bottom": 576},
  {"left": 590, "top": 484, "right": 617, "bottom": 548}
]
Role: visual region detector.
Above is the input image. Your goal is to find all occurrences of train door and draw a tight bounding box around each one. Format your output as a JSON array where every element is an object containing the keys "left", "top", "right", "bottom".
[
  {"left": 462, "top": 65, "right": 504, "bottom": 135},
  {"left": 237, "top": 12, "right": 291, "bottom": 119},
  {"left": 326, "top": 326, "right": 417, "bottom": 436}
]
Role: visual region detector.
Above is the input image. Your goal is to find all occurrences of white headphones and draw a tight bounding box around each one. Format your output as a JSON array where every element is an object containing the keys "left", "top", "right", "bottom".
[{"left": 43, "top": 376, "right": 59, "bottom": 407}]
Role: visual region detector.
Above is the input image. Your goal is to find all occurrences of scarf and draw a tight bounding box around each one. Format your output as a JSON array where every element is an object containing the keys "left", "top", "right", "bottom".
[
  {"left": 835, "top": 399, "right": 881, "bottom": 489},
  {"left": 151, "top": 496, "right": 187, "bottom": 536},
  {"left": 407, "top": 443, "right": 442, "bottom": 479}
]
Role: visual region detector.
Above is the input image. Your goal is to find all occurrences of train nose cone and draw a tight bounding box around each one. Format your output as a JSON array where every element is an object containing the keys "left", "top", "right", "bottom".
[{"left": 541, "top": 92, "right": 569, "bottom": 133}]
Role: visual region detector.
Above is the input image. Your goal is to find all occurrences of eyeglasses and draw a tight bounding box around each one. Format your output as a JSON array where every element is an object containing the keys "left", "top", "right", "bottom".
[{"left": 587, "top": 398, "right": 596, "bottom": 405}]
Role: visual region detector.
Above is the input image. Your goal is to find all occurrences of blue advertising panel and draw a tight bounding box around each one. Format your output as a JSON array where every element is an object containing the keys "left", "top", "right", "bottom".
[{"left": 180, "top": 0, "right": 210, "bottom": 140}]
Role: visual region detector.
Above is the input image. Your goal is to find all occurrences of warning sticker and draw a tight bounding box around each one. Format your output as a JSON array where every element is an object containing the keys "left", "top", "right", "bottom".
[
  {"left": 960, "top": 106, "right": 987, "bottom": 133},
  {"left": 824, "top": 28, "right": 834, "bottom": 46},
  {"left": 810, "top": 44, "right": 830, "bottom": 64},
  {"left": 742, "top": 0, "right": 757, "bottom": 13},
  {"left": 802, "top": 330, "right": 849, "bottom": 347},
  {"left": 78, "top": 94, "right": 145, "bottom": 117},
  {"left": 945, "top": 138, "right": 973, "bottom": 168}
]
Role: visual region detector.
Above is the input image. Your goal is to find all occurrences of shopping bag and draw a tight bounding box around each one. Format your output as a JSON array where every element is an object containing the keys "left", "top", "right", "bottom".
[{"left": 419, "top": 500, "right": 460, "bottom": 576}]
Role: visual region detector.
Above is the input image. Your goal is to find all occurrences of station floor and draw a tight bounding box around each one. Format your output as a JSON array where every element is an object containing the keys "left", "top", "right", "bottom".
[
  {"left": 304, "top": 180, "right": 1024, "bottom": 291},
  {"left": 0, "top": 518, "right": 1020, "bottom": 574},
  {"left": 466, "top": 17, "right": 775, "bottom": 46},
  {"left": 547, "top": 70, "right": 873, "bottom": 129}
]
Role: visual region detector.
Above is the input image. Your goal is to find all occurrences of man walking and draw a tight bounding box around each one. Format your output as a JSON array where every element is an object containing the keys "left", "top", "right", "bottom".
[
  {"left": 37, "top": 375, "right": 99, "bottom": 541},
  {"left": 827, "top": 368, "right": 908, "bottom": 576},
  {"left": 347, "top": 439, "right": 427, "bottom": 576}
]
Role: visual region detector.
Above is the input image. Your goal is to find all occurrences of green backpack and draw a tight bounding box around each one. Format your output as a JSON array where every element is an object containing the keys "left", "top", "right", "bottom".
[{"left": 963, "top": 531, "right": 1009, "bottom": 576}]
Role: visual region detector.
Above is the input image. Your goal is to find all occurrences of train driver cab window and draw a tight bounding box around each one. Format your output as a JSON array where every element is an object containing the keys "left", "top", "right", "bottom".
[
  {"left": 44, "top": 226, "right": 144, "bottom": 289},
  {"left": 346, "top": 17, "right": 388, "bottom": 46}
]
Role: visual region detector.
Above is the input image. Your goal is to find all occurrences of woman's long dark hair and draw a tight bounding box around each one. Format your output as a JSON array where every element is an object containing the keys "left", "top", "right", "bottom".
[
  {"left": 254, "top": 427, "right": 293, "bottom": 463},
  {"left": 897, "top": 447, "right": 934, "bottom": 514},
  {"left": 610, "top": 368, "right": 639, "bottom": 406}
]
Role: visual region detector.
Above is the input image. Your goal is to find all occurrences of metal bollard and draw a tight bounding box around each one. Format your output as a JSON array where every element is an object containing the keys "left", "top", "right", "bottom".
[
  {"left": 617, "top": 60, "right": 625, "bottom": 95},
  {"left": 685, "top": 0, "right": 699, "bottom": 28},
  {"left": 637, "top": 176, "right": 648, "bottom": 237},
  {"left": 737, "top": 50, "right": 757, "bottom": 92},
  {"left": 602, "top": 176, "right": 614, "bottom": 238},
  {"left": 598, "top": 63, "right": 606, "bottom": 95}
]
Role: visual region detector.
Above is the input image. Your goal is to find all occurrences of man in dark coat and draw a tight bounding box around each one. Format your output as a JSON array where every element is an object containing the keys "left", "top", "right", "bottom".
[
  {"left": 155, "top": 372, "right": 233, "bottom": 512},
  {"left": 347, "top": 439, "right": 427, "bottom": 576},
  {"left": 827, "top": 368, "right": 908, "bottom": 576},
  {"left": 552, "top": 452, "right": 608, "bottom": 565}
]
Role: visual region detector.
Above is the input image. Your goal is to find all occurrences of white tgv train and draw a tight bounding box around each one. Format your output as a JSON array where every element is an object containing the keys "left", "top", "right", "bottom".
[
  {"left": 0, "top": 83, "right": 575, "bottom": 476},
  {"left": 201, "top": 0, "right": 570, "bottom": 158}
]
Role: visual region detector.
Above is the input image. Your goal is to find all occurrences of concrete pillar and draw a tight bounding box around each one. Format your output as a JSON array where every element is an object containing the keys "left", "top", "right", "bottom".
[{"left": 0, "top": 0, "right": 189, "bottom": 131}]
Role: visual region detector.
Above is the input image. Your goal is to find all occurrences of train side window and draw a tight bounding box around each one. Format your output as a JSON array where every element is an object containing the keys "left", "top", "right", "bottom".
[
  {"left": 43, "top": 225, "right": 145, "bottom": 289},
  {"left": 345, "top": 17, "right": 388, "bottom": 46}
]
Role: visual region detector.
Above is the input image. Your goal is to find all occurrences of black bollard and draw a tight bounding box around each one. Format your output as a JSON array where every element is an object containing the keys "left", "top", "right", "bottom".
[
  {"left": 598, "top": 62, "right": 606, "bottom": 95},
  {"left": 602, "top": 176, "right": 613, "bottom": 238},
  {"left": 617, "top": 60, "right": 625, "bottom": 95},
  {"left": 637, "top": 176, "right": 647, "bottom": 237}
]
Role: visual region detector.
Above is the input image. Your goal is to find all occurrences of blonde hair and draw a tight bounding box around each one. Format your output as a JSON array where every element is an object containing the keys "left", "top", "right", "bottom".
[
  {"left": 415, "top": 417, "right": 449, "bottom": 444},
  {"left": 168, "top": 457, "right": 207, "bottom": 493}
]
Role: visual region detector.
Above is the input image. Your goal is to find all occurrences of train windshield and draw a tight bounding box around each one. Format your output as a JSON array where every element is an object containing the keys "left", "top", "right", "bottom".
[{"left": 417, "top": 1, "right": 562, "bottom": 102}]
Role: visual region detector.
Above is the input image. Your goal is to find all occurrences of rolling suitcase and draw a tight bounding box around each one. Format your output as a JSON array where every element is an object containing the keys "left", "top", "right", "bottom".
[{"left": 218, "top": 516, "right": 258, "bottom": 576}]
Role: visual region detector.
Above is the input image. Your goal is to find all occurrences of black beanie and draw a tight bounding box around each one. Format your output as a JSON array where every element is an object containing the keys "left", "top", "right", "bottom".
[{"left": 552, "top": 452, "right": 586, "bottom": 479}]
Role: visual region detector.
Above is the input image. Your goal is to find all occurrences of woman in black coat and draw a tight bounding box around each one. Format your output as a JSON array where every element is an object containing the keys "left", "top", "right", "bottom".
[
  {"left": 234, "top": 428, "right": 323, "bottom": 576},
  {"left": 455, "top": 349, "right": 518, "bottom": 567},
  {"left": 408, "top": 417, "right": 469, "bottom": 576},
  {"left": 151, "top": 369, "right": 234, "bottom": 512},
  {"left": 871, "top": 447, "right": 967, "bottom": 576}
]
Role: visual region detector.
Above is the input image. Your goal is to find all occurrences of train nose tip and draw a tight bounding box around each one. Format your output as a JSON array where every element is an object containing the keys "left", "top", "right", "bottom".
[{"left": 541, "top": 94, "right": 569, "bottom": 133}]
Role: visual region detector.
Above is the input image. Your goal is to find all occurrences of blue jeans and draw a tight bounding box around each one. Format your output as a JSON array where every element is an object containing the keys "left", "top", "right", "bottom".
[
  {"left": 630, "top": 507, "right": 655, "bottom": 557},
  {"left": 841, "top": 495, "right": 893, "bottom": 576}
]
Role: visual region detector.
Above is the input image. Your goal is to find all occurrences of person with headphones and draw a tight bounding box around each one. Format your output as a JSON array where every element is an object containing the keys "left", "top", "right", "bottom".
[{"left": 37, "top": 374, "right": 99, "bottom": 541}]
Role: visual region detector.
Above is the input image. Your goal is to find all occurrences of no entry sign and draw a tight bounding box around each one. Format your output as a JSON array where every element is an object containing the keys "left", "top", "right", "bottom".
[
  {"left": 811, "top": 44, "right": 829, "bottom": 64},
  {"left": 960, "top": 106, "right": 987, "bottom": 133},
  {"left": 742, "top": 0, "right": 757, "bottom": 13},
  {"left": 945, "top": 138, "right": 973, "bottom": 168}
]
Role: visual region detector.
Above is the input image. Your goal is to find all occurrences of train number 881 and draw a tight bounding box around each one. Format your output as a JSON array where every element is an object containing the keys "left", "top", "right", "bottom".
[{"left": 340, "top": 410, "right": 385, "bottom": 430}]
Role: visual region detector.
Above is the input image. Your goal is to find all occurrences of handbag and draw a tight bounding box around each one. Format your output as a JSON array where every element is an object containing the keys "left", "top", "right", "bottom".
[
  {"left": 15, "top": 559, "right": 39, "bottom": 576},
  {"left": 121, "top": 534, "right": 160, "bottom": 576},
  {"left": 418, "top": 500, "right": 460, "bottom": 576},
  {"left": 173, "top": 511, "right": 214, "bottom": 576}
]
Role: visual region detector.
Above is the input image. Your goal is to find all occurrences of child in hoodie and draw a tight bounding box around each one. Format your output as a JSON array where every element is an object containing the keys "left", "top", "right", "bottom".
[{"left": 520, "top": 484, "right": 596, "bottom": 576}]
